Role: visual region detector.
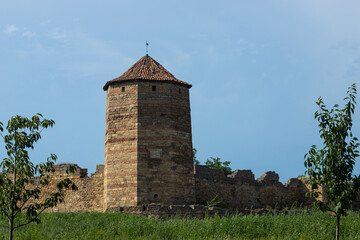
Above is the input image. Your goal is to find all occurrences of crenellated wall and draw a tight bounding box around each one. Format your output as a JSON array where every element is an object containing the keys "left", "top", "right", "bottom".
[
  {"left": 23, "top": 163, "right": 318, "bottom": 212},
  {"left": 194, "top": 165, "right": 312, "bottom": 209},
  {"left": 29, "top": 163, "right": 105, "bottom": 212},
  {"left": 34, "top": 163, "right": 360, "bottom": 213}
]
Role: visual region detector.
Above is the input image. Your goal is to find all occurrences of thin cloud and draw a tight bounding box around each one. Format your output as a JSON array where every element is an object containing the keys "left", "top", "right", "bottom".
[
  {"left": 22, "top": 31, "right": 35, "bottom": 38},
  {"left": 4, "top": 24, "right": 18, "bottom": 36},
  {"left": 4, "top": 24, "right": 35, "bottom": 39},
  {"left": 49, "top": 29, "right": 67, "bottom": 40}
]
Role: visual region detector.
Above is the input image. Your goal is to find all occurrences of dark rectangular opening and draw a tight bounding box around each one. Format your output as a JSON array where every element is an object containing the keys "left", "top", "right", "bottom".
[
  {"left": 152, "top": 86, "right": 156, "bottom": 91},
  {"left": 121, "top": 87, "right": 125, "bottom": 92}
]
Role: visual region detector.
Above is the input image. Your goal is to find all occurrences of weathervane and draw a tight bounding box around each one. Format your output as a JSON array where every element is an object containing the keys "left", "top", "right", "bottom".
[{"left": 146, "top": 41, "right": 149, "bottom": 56}]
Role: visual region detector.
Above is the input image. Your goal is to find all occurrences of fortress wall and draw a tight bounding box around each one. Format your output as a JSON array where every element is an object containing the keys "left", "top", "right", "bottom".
[
  {"left": 24, "top": 163, "right": 360, "bottom": 212},
  {"left": 28, "top": 164, "right": 311, "bottom": 212},
  {"left": 194, "top": 165, "right": 312, "bottom": 209},
  {"left": 29, "top": 164, "right": 104, "bottom": 212}
]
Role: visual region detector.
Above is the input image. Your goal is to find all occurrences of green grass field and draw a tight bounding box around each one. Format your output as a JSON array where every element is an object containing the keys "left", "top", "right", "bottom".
[{"left": 0, "top": 211, "right": 360, "bottom": 240}]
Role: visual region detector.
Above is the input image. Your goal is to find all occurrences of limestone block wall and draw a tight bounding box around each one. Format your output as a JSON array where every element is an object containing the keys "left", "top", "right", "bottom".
[
  {"left": 194, "top": 165, "right": 312, "bottom": 209},
  {"left": 137, "top": 82, "right": 195, "bottom": 205},
  {"left": 28, "top": 163, "right": 312, "bottom": 212},
  {"left": 28, "top": 163, "right": 104, "bottom": 212},
  {"left": 104, "top": 81, "right": 195, "bottom": 209},
  {"left": 105, "top": 82, "right": 139, "bottom": 209},
  {"left": 26, "top": 163, "right": 360, "bottom": 212}
]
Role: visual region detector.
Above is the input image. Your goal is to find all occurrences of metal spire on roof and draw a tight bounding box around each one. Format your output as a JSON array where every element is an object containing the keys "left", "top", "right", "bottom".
[{"left": 146, "top": 41, "right": 149, "bottom": 56}]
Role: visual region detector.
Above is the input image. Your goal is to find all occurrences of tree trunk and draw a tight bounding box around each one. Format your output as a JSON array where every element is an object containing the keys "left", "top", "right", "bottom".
[
  {"left": 336, "top": 214, "right": 340, "bottom": 240},
  {"left": 9, "top": 219, "right": 13, "bottom": 240}
]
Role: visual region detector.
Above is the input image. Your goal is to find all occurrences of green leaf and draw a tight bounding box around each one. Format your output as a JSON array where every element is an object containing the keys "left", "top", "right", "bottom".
[
  {"left": 304, "top": 83, "right": 359, "bottom": 221},
  {"left": 0, "top": 113, "right": 77, "bottom": 237}
]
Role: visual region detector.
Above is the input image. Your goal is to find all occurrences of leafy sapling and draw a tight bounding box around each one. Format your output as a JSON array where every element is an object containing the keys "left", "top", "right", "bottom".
[
  {"left": 304, "top": 84, "right": 360, "bottom": 240},
  {"left": 0, "top": 114, "right": 77, "bottom": 240}
]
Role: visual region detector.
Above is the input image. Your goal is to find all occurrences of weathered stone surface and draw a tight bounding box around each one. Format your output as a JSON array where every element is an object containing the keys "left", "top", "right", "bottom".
[
  {"left": 16, "top": 55, "right": 351, "bottom": 215},
  {"left": 104, "top": 81, "right": 195, "bottom": 209},
  {"left": 256, "top": 171, "right": 280, "bottom": 184},
  {"left": 27, "top": 163, "right": 104, "bottom": 212},
  {"left": 194, "top": 165, "right": 313, "bottom": 209},
  {"left": 137, "top": 82, "right": 195, "bottom": 205},
  {"left": 105, "top": 82, "right": 139, "bottom": 209},
  {"left": 231, "top": 170, "right": 256, "bottom": 184},
  {"left": 20, "top": 163, "right": 342, "bottom": 213}
]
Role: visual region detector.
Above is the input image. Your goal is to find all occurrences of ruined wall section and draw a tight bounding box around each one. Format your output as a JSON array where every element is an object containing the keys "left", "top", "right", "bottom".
[
  {"left": 194, "top": 165, "right": 312, "bottom": 209},
  {"left": 29, "top": 164, "right": 104, "bottom": 212},
  {"left": 137, "top": 82, "right": 195, "bottom": 205},
  {"left": 26, "top": 163, "right": 360, "bottom": 212}
]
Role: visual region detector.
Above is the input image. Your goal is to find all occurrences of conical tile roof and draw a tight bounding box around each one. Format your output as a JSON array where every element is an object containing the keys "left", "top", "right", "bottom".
[{"left": 103, "top": 55, "right": 191, "bottom": 90}]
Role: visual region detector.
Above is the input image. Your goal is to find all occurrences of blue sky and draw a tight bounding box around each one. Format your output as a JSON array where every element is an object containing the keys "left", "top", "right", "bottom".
[{"left": 1, "top": 1, "right": 360, "bottom": 182}]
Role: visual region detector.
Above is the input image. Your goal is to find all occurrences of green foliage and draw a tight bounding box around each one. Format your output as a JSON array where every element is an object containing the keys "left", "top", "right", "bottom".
[
  {"left": 1, "top": 211, "right": 360, "bottom": 239},
  {"left": 205, "top": 157, "right": 233, "bottom": 176},
  {"left": 192, "top": 148, "right": 200, "bottom": 165},
  {"left": 192, "top": 149, "right": 232, "bottom": 177},
  {"left": 0, "top": 114, "right": 77, "bottom": 240},
  {"left": 206, "top": 195, "right": 222, "bottom": 208},
  {"left": 304, "top": 84, "right": 360, "bottom": 239}
]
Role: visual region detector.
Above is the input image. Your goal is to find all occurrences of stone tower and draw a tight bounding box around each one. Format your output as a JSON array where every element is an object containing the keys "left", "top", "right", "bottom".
[{"left": 103, "top": 55, "right": 195, "bottom": 210}]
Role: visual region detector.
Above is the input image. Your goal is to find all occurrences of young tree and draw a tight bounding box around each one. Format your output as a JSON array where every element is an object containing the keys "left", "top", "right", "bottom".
[
  {"left": 304, "top": 84, "right": 360, "bottom": 240},
  {"left": 0, "top": 114, "right": 77, "bottom": 240},
  {"left": 205, "top": 157, "right": 233, "bottom": 176}
]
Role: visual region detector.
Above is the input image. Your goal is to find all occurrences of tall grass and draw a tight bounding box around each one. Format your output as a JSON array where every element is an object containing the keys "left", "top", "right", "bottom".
[{"left": 0, "top": 211, "right": 360, "bottom": 239}]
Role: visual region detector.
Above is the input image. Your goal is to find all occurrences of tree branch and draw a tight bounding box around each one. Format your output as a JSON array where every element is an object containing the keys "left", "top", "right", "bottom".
[
  {"left": 1, "top": 207, "right": 10, "bottom": 220},
  {"left": 13, "top": 193, "right": 32, "bottom": 219},
  {"left": 13, "top": 206, "right": 48, "bottom": 230}
]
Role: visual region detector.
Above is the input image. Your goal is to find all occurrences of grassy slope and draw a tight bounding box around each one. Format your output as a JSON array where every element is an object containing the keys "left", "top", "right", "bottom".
[{"left": 0, "top": 211, "right": 360, "bottom": 240}]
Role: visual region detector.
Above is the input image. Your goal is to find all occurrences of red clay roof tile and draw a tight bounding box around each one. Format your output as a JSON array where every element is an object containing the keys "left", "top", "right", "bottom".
[{"left": 103, "top": 55, "right": 192, "bottom": 90}]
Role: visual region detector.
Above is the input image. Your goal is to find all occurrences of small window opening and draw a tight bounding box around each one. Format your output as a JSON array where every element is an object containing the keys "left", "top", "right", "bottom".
[
  {"left": 152, "top": 86, "right": 156, "bottom": 91},
  {"left": 121, "top": 87, "right": 125, "bottom": 92},
  {"left": 154, "top": 194, "right": 158, "bottom": 199},
  {"left": 179, "top": 88, "right": 182, "bottom": 94}
]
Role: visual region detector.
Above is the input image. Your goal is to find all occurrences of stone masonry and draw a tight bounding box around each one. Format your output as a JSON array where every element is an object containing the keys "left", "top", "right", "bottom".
[
  {"left": 104, "top": 82, "right": 139, "bottom": 208},
  {"left": 21, "top": 54, "right": 360, "bottom": 214},
  {"left": 35, "top": 164, "right": 321, "bottom": 213},
  {"left": 194, "top": 165, "right": 312, "bottom": 209},
  {"left": 33, "top": 163, "right": 359, "bottom": 213},
  {"left": 27, "top": 164, "right": 104, "bottom": 212},
  {"left": 103, "top": 55, "right": 195, "bottom": 210}
]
